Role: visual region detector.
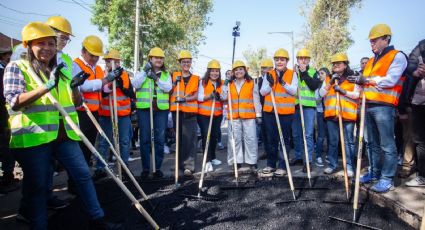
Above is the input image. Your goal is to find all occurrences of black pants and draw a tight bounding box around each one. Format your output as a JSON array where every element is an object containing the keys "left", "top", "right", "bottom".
[
  {"left": 172, "top": 112, "right": 198, "bottom": 171},
  {"left": 412, "top": 104, "right": 425, "bottom": 177},
  {"left": 198, "top": 114, "right": 222, "bottom": 161},
  {"left": 77, "top": 110, "right": 99, "bottom": 166},
  {"left": 0, "top": 123, "right": 14, "bottom": 179}
]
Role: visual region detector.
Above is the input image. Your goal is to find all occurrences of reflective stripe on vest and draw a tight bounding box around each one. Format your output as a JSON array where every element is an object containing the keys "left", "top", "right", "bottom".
[
  {"left": 296, "top": 67, "right": 317, "bottom": 107},
  {"left": 198, "top": 80, "right": 223, "bottom": 116},
  {"left": 170, "top": 72, "right": 199, "bottom": 113},
  {"left": 263, "top": 69, "right": 295, "bottom": 114},
  {"left": 135, "top": 71, "right": 170, "bottom": 110},
  {"left": 363, "top": 49, "right": 405, "bottom": 106},
  {"left": 98, "top": 71, "right": 131, "bottom": 117},
  {"left": 323, "top": 77, "right": 358, "bottom": 121},
  {"left": 9, "top": 60, "right": 80, "bottom": 148},
  {"left": 228, "top": 80, "right": 256, "bottom": 119},
  {"left": 74, "top": 58, "right": 104, "bottom": 112}
]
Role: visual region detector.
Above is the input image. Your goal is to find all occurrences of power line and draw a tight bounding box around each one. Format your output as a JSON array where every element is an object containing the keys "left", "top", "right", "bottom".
[
  {"left": 0, "top": 3, "right": 53, "bottom": 17},
  {"left": 70, "top": 0, "right": 93, "bottom": 13}
]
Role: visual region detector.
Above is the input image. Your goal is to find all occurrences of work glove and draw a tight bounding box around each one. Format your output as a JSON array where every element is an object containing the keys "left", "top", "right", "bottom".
[
  {"left": 224, "top": 78, "right": 232, "bottom": 86},
  {"left": 212, "top": 90, "right": 220, "bottom": 101},
  {"left": 333, "top": 85, "right": 347, "bottom": 95},
  {"left": 329, "top": 74, "right": 340, "bottom": 85},
  {"left": 347, "top": 75, "right": 369, "bottom": 85},
  {"left": 299, "top": 71, "right": 308, "bottom": 82},
  {"left": 256, "top": 117, "right": 262, "bottom": 125},
  {"left": 173, "top": 76, "right": 181, "bottom": 86},
  {"left": 278, "top": 75, "right": 286, "bottom": 86},
  {"left": 147, "top": 71, "right": 160, "bottom": 81},
  {"left": 105, "top": 66, "right": 124, "bottom": 83},
  {"left": 70, "top": 71, "right": 90, "bottom": 89},
  {"left": 115, "top": 75, "right": 124, "bottom": 89},
  {"left": 143, "top": 61, "right": 152, "bottom": 73},
  {"left": 45, "top": 63, "right": 65, "bottom": 91},
  {"left": 175, "top": 97, "right": 186, "bottom": 103},
  {"left": 266, "top": 73, "right": 274, "bottom": 86}
]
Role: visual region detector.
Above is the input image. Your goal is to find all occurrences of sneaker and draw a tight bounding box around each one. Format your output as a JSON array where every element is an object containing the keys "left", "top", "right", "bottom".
[
  {"left": 164, "top": 145, "right": 170, "bottom": 154},
  {"left": 261, "top": 166, "right": 275, "bottom": 175},
  {"left": 184, "top": 169, "right": 192, "bottom": 177},
  {"left": 16, "top": 213, "right": 30, "bottom": 224},
  {"left": 289, "top": 158, "right": 304, "bottom": 166},
  {"left": 360, "top": 172, "right": 378, "bottom": 184},
  {"left": 347, "top": 170, "right": 354, "bottom": 178},
  {"left": 92, "top": 169, "right": 108, "bottom": 182},
  {"left": 140, "top": 171, "right": 150, "bottom": 179},
  {"left": 315, "top": 157, "right": 324, "bottom": 167},
  {"left": 274, "top": 168, "right": 287, "bottom": 177},
  {"left": 47, "top": 196, "right": 69, "bottom": 210},
  {"left": 406, "top": 176, "right": 425, "bottom": 187},
  {"left": 153, "top": 170, "right": 164, "bottom": 178},
  {"left": 205, "top": 162, "right": 214, "bottom": 173},
  {"left": 128, "top": 157, "right": 137, "bottom": 162},
  {"left": 324, "top": 167, "right": 336, "bottom": 174},
  {"left": 53, "top": 171, "right": 59, "bottom": 177},
  {"left": 217, "top": 142, "right": 224, "bottom": 150},
  {"left": 89, "top": 217, "right": 122, "bottom": 230},
  {"left": 370, "top": 179, "right": 394, "bottom": 193},
  {"left": 302, "top": 163, "right": 313, "bottom": 173},
  {"left": 211, "top": 159, "right": 222, "bottom": 165}
]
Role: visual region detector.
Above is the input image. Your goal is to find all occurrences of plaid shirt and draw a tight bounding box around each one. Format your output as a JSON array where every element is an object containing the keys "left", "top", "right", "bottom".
[{"left": 3, "top": 62, "right": 26, "bottom": 109}]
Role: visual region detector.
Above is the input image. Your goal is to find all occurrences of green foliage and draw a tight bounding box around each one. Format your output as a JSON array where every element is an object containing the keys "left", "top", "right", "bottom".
[
  {"left": 242, "top": 47, "right": 268, "bottom": 78},
  {"left": 300, "top": 0, "right": 362, "bottom": 69},
  {"left": 91, "top": 0, "right": 213, "bottom": 71}
]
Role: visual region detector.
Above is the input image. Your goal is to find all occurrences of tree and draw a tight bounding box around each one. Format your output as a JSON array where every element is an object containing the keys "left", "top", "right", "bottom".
[
  {"left": 91, "top": 0, "right": 213, "bottom": 71},
  {"left": 242, "top": 47, "right": 268, "bottom": 77},
  {"left": 300, "top": 0, "right": 362, "bottom": 68}
]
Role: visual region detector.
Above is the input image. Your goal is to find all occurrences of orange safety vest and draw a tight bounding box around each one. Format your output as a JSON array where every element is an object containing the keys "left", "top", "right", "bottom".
[
  {"left": 170, "top": 72, "right": 199, "bottom": 113},
  {"left": 323, "top": 76, "right": 358, "bottom": 121},
  {"left": 74, "top": 58, "right": 104, "bottom": 112},
  {"left": 98, "top": 71, "right": 131, "bottom": 117},
  {"left": 228, "top": 80, "right": 256, "bottom": 120},
  {"left": 263, "top": 69, "right": 295, "bottom": 115},
  {"left": 198, "top": 80, "right": 223, "bottom": 116},
  {"left": 363, "top": 49, "right": 405, "bottom": 106}
]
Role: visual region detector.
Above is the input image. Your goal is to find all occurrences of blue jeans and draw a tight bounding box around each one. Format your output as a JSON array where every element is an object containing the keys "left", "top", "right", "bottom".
[
  {"left": 96, "top": 115, "right": 131, "bottom": 169},
  {"left": 138, "top": 109, "right": 168, "bottom": 172},
  {"left": 366, "top": 105, "right": 397, "bottom": 180},
  {"left": 292, "top": 107, "right": 316, "bottom": 162},
  {"left": 13, "top": 141, "right": 104, "bottom": 230},
  {"left": 326, "top": 120, "right": 355, "bottom": 171},
  {"left": 315, "top": 111, "right": 327, "bottom": 159},
  {"left": 264, "top": 112, "right": 293, "bottom": 169}
]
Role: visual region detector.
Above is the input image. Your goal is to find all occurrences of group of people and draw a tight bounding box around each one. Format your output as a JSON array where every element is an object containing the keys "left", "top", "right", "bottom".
[{"left": 1, "top": 15, "right": 425, "bottom": 230}]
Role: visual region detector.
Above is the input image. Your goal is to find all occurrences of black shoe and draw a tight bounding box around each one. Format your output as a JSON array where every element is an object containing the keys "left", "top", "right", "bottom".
[
  {"left": 302, "top": 163, "right": 313, "bottom": 173},
  {"left": 140, "top": 171, "right": 150, "bottom": 179},
  {"left": 89, "top": 217, "right": 122, "bottom": 230},
  {"left": 153, "top": 170, "right": 164, "bottom": 178},
  {"left": 289, "top": 158, "right": 303, "bottom": 166},
  {"left": 67, "top": 179, "right": 77, "bottom": 195},
  {"left": 47, "top": 196, "right": 69, "bottom": 210},
  {"left": 92, "top": 170, "right": 108, "bottom": 182}
]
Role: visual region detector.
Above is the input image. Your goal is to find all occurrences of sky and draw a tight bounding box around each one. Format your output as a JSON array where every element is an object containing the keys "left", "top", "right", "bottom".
[{"left": 1, "top": 0, "right": 424, "bottom": 75}]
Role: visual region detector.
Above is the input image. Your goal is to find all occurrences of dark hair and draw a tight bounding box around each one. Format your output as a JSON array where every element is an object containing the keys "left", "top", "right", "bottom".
[
  {"left": 232, "top": 67, "right": 252, "bottom": 82},
  {"left": 148, "top": 58, "right": 166, "bottom": 72},
  {"left": 202, "top": 68, "right": 222, "bottom": 88},
  {"left": 27, "top": 38, "right": 57, "bottom": 82},
  {"left": 360, "top": 57, "right": 369, "bottom": 62},
  {"left": 318, "top": 67, "right": 331, "bottom": 77}
]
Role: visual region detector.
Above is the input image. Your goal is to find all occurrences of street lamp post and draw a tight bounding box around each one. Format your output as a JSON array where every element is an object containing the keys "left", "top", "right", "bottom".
[
  {"left": 231, "top": 21, "right": 241, "bottom": 65},
  {"left": 268, "top": 31, "right": 294, "bottom": 66}
]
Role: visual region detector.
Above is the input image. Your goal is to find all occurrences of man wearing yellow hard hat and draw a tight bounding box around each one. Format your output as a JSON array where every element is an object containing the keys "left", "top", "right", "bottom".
[
  {"left": 72, "top": 35, "right": 123, "bottom": 170},
  {"left": 348, "top": 24, "right": 407, "bottom": 193}
]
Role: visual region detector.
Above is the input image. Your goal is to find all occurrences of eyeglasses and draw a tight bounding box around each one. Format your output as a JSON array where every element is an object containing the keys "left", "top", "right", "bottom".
[
  {"left": 181, "top": 61, "right": 192, "bottom": 65},
  {"left": 57, "top": 36, "right": 71, "bottom": 44}
]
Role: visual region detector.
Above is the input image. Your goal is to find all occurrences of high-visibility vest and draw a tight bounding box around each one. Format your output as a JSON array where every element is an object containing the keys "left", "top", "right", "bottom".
[
  {"left": 98, "top": 71, "right": 131, "bottom": 117},
  {"left": 74, "top": 58, "right": 104, "bottom": 112},
  {"left": 296, "top": 67, "right": 317, "bottom": 107},
  {"left": 323, "top": 77, "right": 358, "bottom": 121},
  {"left": 228, "top": 80, "right": 256, "bottom": 119},
  {"left": 263, "top": 69, "right": 295, "bottom": 115},
  {"left": 59, "top": 52, "right": 73, "bottom": 78},
  {"left": 198, "top": 80, "right": 223, "bottom": 116},
  {"left": 135, "top": 71, "right": 170, "bottom": 110},
  {"left": 363, "top": 49, "right": 405, "bottom": 106},
  {"left": 8, "top": 60, "right": 80, "bottom": 148},
  {"left": 170, "top": 72, "right": 199, "bottom": 113}
]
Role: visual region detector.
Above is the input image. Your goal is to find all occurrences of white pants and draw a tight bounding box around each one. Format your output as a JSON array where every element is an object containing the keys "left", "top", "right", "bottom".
[{"left": 227, "top": 118, "right": 258, "bottom": 165}]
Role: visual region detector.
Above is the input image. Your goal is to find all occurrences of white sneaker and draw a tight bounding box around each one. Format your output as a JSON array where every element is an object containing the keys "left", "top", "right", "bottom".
[
  {"left": 260, "top": 166, "right": 275, "bottom": 175},
  {"left": 406, "top": 176, "right": 425, "bottom": 187},
  {"left": 211, "top": 159, "right": 222, "bottom": 165},
  {"left": 164, "top": 145, "right": 170, "bottom": 154},
  {"left": 347, "top": 170, "right": 354, "bottom": 178},
  {"left": 128, "top": 157, "right": 137, "bottom": 162},
  {"left": 274, "top": 168, "right": 287, "bottom": 177},
  {"left": 324, "top": 167, "right": 335, "bottom": 174},
  {"left": 135, "top": 141, "right": 140, "bottom": 148},
  {"left": 205, "top": 162, "right": 214, "bottom": 173},
  {"left": 315, "top": 157, "right": 324, "bottom": 167},
  {"left": 217, "top": 142, "right": 224, "bottom": 150}
]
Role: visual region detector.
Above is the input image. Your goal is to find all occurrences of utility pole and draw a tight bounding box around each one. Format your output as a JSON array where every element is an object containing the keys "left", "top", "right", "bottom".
[
  {"left": 231, "top": 21, "right": 241, "bottom": 65},
  {"left": 133, "top": 0, "right": 141, "bottom": 73}
]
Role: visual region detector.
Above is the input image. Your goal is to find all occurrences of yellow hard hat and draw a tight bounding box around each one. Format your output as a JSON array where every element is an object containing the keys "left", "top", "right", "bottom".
[
  {"left": 331, "top": 53, "right": 349, "bottom": 63},
  {"left": 260, "top": 58, "right": 273, "bottom": 68},
  {"left": 207, "top": 59, "right": 221, "bottom": 69},
  {"left": 45, "top": 16, "right": 73, "bottom": 36},
  {"left": 274, "top": 48, "right": 290, "bottom": 59},
  {"left": 178, "top": 50, "right": 192, "bottom": 60},
  {"left": 368, "top": 24, "right": 392, "bottom": 40},
  {"left": 21, "top": 22, "right": 56, "bottom": 48},
  {"left": 82, "top": 35, "right": 104, "bottom": 56},
  {"left": 103, "top": 49, "right": 121, "bottom": 60},
  {"left": 148, "top": 47, "right": 165, "bottom": 58},
  {"left": 296, "top": 48, "right": 311, "bottom": 58},
  {"left": 232, "top": 60, "right": 246, "bottom": 70}
]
